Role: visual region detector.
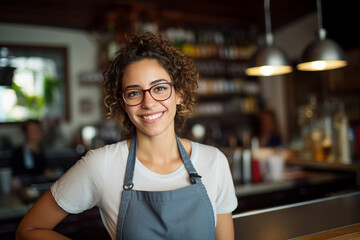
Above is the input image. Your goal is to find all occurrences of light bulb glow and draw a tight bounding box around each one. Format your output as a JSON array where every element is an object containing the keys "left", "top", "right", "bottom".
[
  {"left": 246, "top": 65, "right": 293, "bottom": 76},
  {"left": 260, "top": 66, "right": 274, "bottom": 76},
  {"left": 82, "top": 126, "right": 97, "bottom": 147},
  {"left": 297, "top": 60, "right": 347, "bottom": 71},
  {"left": 311, "top": 61, "right": 326, "bottom": 70}
]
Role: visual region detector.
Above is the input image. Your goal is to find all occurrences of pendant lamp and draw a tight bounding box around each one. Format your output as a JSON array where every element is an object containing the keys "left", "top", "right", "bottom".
[
  {"left": 246, "top": 0, "right": 292, "bottom": 77},
  {"left": 297, "top": 0, "right": 347, "bottom": 71}
]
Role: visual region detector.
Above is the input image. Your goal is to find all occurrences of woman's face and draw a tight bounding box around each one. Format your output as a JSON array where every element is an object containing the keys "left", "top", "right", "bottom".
[{"left": 121, "top": 59, "right": 181, "bottom": 138}]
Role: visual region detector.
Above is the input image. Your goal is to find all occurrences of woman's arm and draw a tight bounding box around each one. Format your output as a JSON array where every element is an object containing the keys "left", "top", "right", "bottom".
[
  {"left": 215, "top": 213, "right": 235, "bottom": 240},
  {"left": 16, "top": 189, "right": 70, "bottom": 240}
]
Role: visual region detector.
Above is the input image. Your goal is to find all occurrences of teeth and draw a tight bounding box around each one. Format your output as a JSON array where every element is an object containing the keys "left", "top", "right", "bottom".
[{"left": 143, "top": 112, "right": 162, "bottom": 120}]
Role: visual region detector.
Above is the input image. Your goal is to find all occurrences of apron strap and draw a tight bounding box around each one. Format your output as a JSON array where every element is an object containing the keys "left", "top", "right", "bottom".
[
  {"left": 122, "top": 134, "right": 202, "bottom": 190},
  {"left": 175, "top": 135, "right": 202, "bottom": 184},
  {"left": 123, "top": 135, "right": 137, "bottom": 190}
]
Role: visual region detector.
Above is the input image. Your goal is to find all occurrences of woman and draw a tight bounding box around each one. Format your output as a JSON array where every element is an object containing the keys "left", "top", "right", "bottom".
[{"left": 16, "top": 32, "right": 238, "bottom": 240}]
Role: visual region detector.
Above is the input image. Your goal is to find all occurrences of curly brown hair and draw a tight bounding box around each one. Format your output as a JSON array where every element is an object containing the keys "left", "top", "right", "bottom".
[{"left": 103, "top": 32, "right": 199, "bottom": 139}]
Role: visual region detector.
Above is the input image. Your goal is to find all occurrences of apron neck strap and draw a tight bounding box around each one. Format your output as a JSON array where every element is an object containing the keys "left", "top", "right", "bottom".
[
  {"left": 175, "top": 135, "right": 202, "bottom": 184},
  {"left": 123, "top": 134, "right": 202, "bottom": 190},
  {"left": 123, "top": 135, "right": 137, "bottom": 190}
]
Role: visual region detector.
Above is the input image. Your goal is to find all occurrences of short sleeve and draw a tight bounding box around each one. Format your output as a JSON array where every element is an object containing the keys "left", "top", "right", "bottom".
[
  {"left": 215, "top": 150, "right": 238, "bottom": 214},
  {"left": 51, "top": 149, "right": 106, "bottom": 214}
]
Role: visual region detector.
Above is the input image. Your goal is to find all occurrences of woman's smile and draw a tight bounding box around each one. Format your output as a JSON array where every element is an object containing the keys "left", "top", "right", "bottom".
[{"left": 140, "top": 111, "right": 164, "bottom": 122}]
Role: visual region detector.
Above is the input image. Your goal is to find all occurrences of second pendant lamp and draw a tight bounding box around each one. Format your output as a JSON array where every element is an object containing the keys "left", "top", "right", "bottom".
[
  {"left": 297, "top": 0, "right": 347, "bottom": 71},
  {"left": 245, "top": 0, "right": 292, "bottom": 77}
]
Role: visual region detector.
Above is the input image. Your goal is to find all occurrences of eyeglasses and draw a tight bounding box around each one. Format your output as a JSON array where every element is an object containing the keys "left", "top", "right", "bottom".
[{"left": 120, "top": 82, "right": 174, "bottom": 106}]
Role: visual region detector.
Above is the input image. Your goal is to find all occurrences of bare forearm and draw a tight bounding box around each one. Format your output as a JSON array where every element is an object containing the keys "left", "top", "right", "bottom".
[
  {"left": 215, "top": 213, "right": 235, "bottom": 240},
  {"left": 16, "top": 190, "right": 70, "bottom": 240}
]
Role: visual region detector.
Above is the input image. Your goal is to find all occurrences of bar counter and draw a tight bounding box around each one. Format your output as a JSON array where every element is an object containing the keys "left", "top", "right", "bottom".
[
  {"left": 0, "top": 170, "right": 358, "bottom": 239},
  {"left": 0, "top": 170, "right": 352, "bottom": 220},
  {"left": 233, "top": 191, "right": 360, "bottom": 239}
]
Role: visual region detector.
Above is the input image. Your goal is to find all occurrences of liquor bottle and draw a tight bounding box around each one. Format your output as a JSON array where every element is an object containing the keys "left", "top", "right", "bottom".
[
  {"left": 321, "top": 102, "right": 334, "bottom": 163},
  {"left": 241, "top": 148, "right": 252, "bottom": 184},
  {"left": 298, "top": 95, "right": 318, "bottom": 160},
  {"left": 232, "top": 148, "right": 242, "bottom": 184},
  {"left": 251, "top": 137, "right": 262, "bottom": 183},
  {"left": 333, "top": 103, "right": 351, "bottom": 164},
  {"left": 241, "top": 129, "right": 252, "bottom": 184}
]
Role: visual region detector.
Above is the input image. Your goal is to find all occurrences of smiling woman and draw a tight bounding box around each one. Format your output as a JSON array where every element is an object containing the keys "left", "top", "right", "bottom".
[
  {"left": 16, "top": 32, "right": 237, "bottom": 240},
  {"left": 0, "top": 44, "right": 69, "bottom": 123}
]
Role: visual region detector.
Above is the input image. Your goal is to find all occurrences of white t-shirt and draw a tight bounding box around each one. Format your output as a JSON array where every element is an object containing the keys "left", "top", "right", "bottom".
[{"left": 51, "top": 140, "right": 238, "bottom": 239}]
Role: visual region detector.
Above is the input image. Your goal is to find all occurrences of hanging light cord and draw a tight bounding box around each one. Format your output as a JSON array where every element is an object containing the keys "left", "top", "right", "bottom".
[
  {"left": 316, "top": 0, "right": 323, "bottom": 30},
  {"left": 264, "top": 0, "right": 272, "bottom": 36}
]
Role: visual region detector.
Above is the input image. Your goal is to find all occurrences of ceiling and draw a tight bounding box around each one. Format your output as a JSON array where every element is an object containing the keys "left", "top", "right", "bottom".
[
  {"left": 0, "top": 0, "right": 316, "bottom": 32},
  {"left": 0, "top": 0, "right": 357, "bottom": 48}
]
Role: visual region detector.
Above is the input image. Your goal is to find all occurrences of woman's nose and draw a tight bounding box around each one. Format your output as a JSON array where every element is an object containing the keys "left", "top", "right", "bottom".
[{"left": 141, "top": 91, "right": 157, "bottom": 108}]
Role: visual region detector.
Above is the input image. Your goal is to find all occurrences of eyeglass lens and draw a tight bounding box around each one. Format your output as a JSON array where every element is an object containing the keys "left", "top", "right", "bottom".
[{"left": 123, "top": 83, "right": 173, "bottom": 106}]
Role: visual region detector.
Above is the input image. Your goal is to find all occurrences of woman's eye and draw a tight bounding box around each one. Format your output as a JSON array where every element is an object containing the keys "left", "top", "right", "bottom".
[
  {"left": 127, "top": 91, "right": 141, "bottom": 98},
  {"left": 154, "top": 85, "right": 168, "bottom": 92}
]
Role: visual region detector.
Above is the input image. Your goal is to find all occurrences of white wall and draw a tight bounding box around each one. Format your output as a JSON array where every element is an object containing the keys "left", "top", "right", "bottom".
[
  {"left": 275, "top": 13, "right": 318, "bottom": 62},
  {"left": 260, "top": 13, "right": 317, "bottom": 144},
  {"left": 0, "top": 23, "right": 102, "bottom": 146}
]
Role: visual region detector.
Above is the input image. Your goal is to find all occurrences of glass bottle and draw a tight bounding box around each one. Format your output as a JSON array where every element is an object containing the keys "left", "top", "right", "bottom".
[
  {"left": 311, "top": 117, "right": 324, "bottom": 162},
  {"left": 333, "top": 103, "right": 351, "bottom": 164},
  {"left": 299, "top": 95, "right": 319, "bottom": 160},
  {"left": 320, "top": 101, "right": 334, "bottom": 163}
]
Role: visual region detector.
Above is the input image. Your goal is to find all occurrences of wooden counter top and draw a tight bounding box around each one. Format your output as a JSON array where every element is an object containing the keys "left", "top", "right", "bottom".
[{"left": 295, "top": 223, "right": 360, "bottom": 240}]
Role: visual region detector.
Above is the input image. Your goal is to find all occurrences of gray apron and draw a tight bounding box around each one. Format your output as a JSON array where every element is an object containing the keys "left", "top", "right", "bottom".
[{"left": 116, "top": 135, "right": 215, "bottom": 240}]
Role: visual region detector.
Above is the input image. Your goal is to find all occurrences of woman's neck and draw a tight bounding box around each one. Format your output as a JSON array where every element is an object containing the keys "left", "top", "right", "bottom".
[
  {"left": 128, "top": 130, "right": 191, "bottom": 175},
  {"left": 136, "top": 130, "right": 179, "bottom": 164}
]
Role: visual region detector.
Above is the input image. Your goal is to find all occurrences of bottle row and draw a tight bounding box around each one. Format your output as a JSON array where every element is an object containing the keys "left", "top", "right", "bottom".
[
  {"left": 194, "top": 97, "right": 259, "bottom": 116},
  {"left": 195, "top": 60, "right": 248, "bottom": 77},
  {"left": 296, "top": 96, "right": 355, "bottom": 164},
  {"left": 182, "top": 43, "right": 256, "bottom": 60},
  {"left": 197, "top": 78, "right": 260, "bottom": 96},
  {"left": 231, "top": 147, "right": 286, "bottom": 185},
  {"left": 162, "top": 28, "right": 257, "bottom": 60}
]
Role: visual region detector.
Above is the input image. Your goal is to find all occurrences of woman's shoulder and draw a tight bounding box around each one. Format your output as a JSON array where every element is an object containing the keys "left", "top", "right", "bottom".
[
  {"left": 89, "top": 139, "right": 126, "bottom": 153},
  {"left": 80, "top": 140, "right": 128, "bottom": 165},
  {"left": 191, "top": 141, "right": 224, "bottom": 156},
  {"left": 190, "top": 141, "right": 227, "bottom": 165}
]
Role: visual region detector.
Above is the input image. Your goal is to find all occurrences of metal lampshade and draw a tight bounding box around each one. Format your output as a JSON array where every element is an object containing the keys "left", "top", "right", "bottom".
[
  {"left": 246, "top": 34, "right": 292, "bottom": 76},
  {"left": 246, "top": 0, "right": 292, "bottom": 77},
  {"left": 297, "top": 0, "right": 347, "bottom": 71},
  {"left": 297, "top": 29, "right": 347, "bottom": 71}
]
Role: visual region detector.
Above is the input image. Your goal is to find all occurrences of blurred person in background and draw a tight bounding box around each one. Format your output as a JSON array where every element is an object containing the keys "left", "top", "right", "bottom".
[
  {"left": 11, "top": 119, "right": 51, "bottom": 179},
  {"left": 257, "top": 109, "right": 282, "bottom": 148}
]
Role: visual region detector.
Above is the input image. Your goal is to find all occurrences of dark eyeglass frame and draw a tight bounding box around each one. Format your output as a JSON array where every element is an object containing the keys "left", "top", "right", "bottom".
[{"left": 120, "top": 82, "right": 175, "bottom": 106}]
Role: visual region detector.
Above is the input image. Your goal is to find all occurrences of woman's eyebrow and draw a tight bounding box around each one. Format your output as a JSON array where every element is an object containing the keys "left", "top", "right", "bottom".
[
  {"left": 150, "top": 79, "right": 168, "bottom": 85},
  {"left": 124, "top": 79, "right": 168, "bottom": 90},
  {"left": 124, "top": 84, "right": 141, "bottom": 90}
]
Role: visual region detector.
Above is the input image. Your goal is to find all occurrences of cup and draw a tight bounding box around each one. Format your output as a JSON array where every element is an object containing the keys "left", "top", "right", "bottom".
[
  {"left": 0, "top": 167, "right": 12, "bottom": 194},
  {"left": 268, "top": 155, "right": 284, "bottom": 181}
]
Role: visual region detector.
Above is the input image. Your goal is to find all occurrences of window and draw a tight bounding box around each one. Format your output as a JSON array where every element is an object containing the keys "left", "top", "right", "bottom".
[{"left": 0, "top": 45, "right": 69, "bottom": 123}]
